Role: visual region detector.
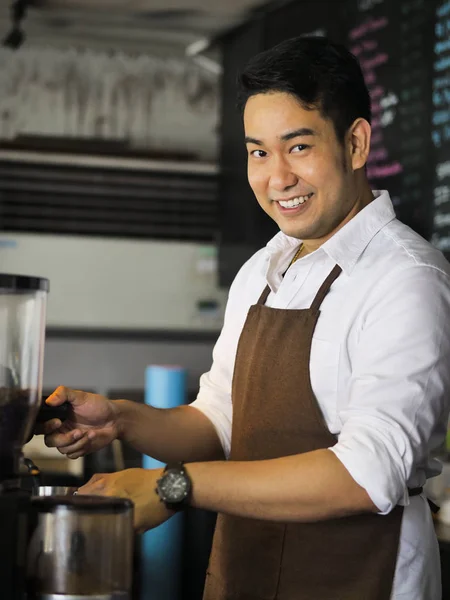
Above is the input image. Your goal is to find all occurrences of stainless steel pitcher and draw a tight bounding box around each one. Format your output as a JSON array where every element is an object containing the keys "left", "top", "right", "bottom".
[{"left": 26, "top": 495, "right": 134, "bottom": 600}]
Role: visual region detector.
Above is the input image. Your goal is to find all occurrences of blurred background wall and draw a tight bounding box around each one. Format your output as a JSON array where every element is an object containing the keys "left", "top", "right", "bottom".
[{"left": 0, "top": 45, "right": 219, "bottom": 160}]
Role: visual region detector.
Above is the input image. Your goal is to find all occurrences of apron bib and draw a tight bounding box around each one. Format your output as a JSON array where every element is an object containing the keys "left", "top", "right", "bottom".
[{"left": 203, "top": 265, "right": 404, "bottom": 600}]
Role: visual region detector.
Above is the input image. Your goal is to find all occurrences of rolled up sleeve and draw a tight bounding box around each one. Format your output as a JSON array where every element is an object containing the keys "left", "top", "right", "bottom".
[
  {"left": 190, "top": 300, "right": 237, "bottom": 457},
  {"left": 190, "top": 368, "right": 233, "bottom": 458},
  {"left": 330, "top": 265, "right": 450, "bottom": 514},
  {"left": 189, "top": 259, "right": 258, "bottom": 458}
]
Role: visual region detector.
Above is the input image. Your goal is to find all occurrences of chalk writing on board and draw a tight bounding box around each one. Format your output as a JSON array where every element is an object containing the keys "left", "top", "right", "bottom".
[
  {"left": 437, "top": 0, "right": 450, "bottom": 18},
  {"left": 350, "top": 17, "right": 389, "bottom": 41},
  {"left": 434, "top": 185, "right": 450, "bottom": 206},
  {"left": 350, "top": 12, "right": 402, "bottom": 182},
  {"left": 433, "top": 111, "right": 450, "bottom": 126},
  {"left": 436, "top": 161, "right": 450, "bottom": 180},
  {"left": 431, "top": 155, "right": 450, "bottom": 251},
  {"left": 368, "top": 163, "right": 402, "bottom": 178},
  {"left": 433, "top": 212, "right": 450, "bottom": 227},
  {"left": 435, "top": 56, "right": 450, "bottom": 72},
  {"left": 432, "top": 2, "right": 450, "bottom": 152},
  {"left": 434, "top": 75, "right": 450, "bottom": 90},
  {"left": 380, "top": 109, "right": 395, "bottom": 127},
  {"left": 436, "top": 39, "right": 450, "bottom": 55},
  {"left": 301, "top": 28, "right": 326, "bottom": 38},
  {"left": 431, "top": 234, "right": 450, "bottom": 250},
  {"left": 380, "top": 92, "right": 398, "bottom": 109},
  {"left": 433, "top": 88, "right": 450, "bottom": 107}
]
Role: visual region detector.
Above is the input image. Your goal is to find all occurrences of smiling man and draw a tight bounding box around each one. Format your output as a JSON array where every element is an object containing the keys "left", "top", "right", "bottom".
[
  {"left": 244, "top": 91, "right": 374, "bottom": 250},
  {"left": 42, "top": 37, "right": 450, "bottom": 599}
]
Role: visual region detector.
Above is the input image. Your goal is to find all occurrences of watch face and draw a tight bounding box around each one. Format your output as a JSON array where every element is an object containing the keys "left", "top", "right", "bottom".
[{"left": 160, "top": 470, "right": 190, "bottom": 503}]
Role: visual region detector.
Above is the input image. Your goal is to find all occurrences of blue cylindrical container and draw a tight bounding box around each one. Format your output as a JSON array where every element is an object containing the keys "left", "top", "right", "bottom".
[{"left": 141, "top": 365, "right": 187, "bottom": 600}]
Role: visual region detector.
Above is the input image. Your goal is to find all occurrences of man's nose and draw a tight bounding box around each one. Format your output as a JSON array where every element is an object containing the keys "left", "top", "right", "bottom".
[{"left": 269, "top": 157, "right": 298, "bottom": 191}]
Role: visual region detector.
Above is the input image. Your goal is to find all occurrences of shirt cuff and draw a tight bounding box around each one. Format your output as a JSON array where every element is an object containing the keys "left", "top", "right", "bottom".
[
  {"left": 189, "top": 399, "right": 232, "bottom": 459},
  {"left": 329, "top": 430, "right": 410, "bottom": 515}
]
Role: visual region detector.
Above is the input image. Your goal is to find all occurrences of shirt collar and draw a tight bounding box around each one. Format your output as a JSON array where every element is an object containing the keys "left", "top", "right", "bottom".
[
  {"left": 320, "top": 190, "right": 396, "bottom": 274},
  {"left": 264, "top": 190, "right": 396, "bottom": 284}
]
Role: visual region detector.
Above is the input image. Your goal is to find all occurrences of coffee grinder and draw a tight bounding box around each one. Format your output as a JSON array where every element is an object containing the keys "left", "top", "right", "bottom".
[
  {"left": 0, "top": 273, "right": 49, "bottom": 600},
  {"left": 0, "top": 274, "right": 135, "bottom": 600}
]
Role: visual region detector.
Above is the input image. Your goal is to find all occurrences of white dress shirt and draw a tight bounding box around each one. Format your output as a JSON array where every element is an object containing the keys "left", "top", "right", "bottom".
[{"left": 191, "top": 190, "right": 450, "bottom": 599}]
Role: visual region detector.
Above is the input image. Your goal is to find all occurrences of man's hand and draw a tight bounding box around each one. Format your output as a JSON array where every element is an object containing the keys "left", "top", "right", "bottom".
[
  {"left": 77, "top": 468, "right": 174, "bottom": 533},
  {"left": 40, "top": 386, "right": 120, "bottom": 459},
  {"left": 37, "top": 387, "right": 225, "bottom": 466}
]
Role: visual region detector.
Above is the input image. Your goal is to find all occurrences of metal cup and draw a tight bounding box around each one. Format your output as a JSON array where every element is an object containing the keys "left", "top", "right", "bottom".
[
  {"left": 33, "top": 485, "right": 78, "bottom": 497},
  {"left": 27, "top": 496, "right": 134, "bottom": 599}
]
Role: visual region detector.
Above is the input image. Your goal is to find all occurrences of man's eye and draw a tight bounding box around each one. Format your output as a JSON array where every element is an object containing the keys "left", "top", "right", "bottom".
[
  {"left": 291, "top": 144, "right": 309, "bottom": 153},
  {"left": 250, "top": 149, "right": 267, "bottom": 158}
]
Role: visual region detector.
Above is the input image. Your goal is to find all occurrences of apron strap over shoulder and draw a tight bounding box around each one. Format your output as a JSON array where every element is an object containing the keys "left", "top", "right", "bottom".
[
  {"left": 310, "top": 265, "right": 343, "bottom": 312},
  {"left": 257, "top": 285, "right": 271, "bottom": 306}
]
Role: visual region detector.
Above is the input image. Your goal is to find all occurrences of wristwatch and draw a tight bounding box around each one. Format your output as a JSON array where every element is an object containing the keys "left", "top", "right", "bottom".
[{"left": 156, "top": 462, "right": 192, "bottom": 511}]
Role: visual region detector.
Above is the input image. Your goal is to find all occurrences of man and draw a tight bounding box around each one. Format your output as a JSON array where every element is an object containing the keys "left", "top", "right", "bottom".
[{"left": 42, "top": 37, "right": 450, "bottom": 599}]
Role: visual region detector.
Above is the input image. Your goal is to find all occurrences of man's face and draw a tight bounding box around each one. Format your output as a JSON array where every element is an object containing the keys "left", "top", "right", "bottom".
[{"left": 244, "top": 91, "right": 364, "bottom": 243}]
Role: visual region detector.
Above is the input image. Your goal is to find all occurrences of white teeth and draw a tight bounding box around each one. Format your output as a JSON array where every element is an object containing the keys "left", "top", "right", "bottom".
[{"left": 279, "top": 194, "right": 312, "bottom": 208}]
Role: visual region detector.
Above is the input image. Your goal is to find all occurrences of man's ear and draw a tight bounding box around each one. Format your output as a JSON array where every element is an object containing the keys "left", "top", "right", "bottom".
[{"left": 348, "top": 118, "right": 371, "bottom": 171}]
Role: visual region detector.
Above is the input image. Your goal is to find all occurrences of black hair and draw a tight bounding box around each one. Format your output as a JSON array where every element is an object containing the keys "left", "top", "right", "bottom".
[{"left": 236, "top": 36, "right": 371, "bottom": 144}]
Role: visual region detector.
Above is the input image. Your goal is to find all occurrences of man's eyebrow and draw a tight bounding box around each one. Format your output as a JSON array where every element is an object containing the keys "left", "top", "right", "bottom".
[
  {"left": 245, "top": 128, "right": 317, "bottom": 146},
  {"left": 281, "top": 128, "right": 316, "bottom": 142},
  {"left": 245, "top": 136, "right": 263, "bottom": 145}
]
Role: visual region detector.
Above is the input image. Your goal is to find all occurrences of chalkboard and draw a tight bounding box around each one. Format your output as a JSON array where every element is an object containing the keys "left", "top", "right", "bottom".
[
  {"left": 218, "top": 0, "right": 450, "bottom": 286},
  {"left": 431, "top": 0, "right": 450, "bottom": 255},
  {"left": 341, "top": 0, "right": 436, "bottom": 239}
]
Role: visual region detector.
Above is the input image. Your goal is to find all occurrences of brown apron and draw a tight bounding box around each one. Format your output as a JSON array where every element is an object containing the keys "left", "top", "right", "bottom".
[{"left": 203, "top": 264, "right": 405, "bottom": 600}]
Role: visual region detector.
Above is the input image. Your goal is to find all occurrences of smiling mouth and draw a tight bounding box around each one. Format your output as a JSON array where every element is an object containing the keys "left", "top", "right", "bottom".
[{"left": 276, "top": 193, "right": 314, "bottom": 208}]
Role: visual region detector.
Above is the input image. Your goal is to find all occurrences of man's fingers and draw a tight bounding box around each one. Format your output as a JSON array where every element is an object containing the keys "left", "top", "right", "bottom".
[
  {"left": 67, "top": 451, "right": 85, "bottom": 460},
  {"left": 77, "top": 487, "right": 104, "bottom": 496},
  {"left": 87, "top": 473, "right": 106, "bottom": 484},
  {"left": 44, "top": 428, "right": 85, "bottom": 449},
  {"left": 33, "top": 419, "right": 61, "bottom": 436},
  {"left": 42, "top": 419, "right": 62, "bottom": 434},
  {"left": 45, "top": 385, "right": 70, "bottom": 407},
  {"left": 77, "top": 473, "right": 108, "bottom": 494},
  {"left": 45, "top": 386, "right": 89, "bottom": 408},
  {"left": 53, "top": 434, "right": 90, "bottom": 457}
]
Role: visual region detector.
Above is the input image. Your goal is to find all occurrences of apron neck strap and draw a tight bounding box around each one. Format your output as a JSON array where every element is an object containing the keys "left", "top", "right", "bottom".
[
  {"left": 310, "top": 264, "right": 342, "bottom": 312},
  {"left": 257, "top": 285, "right": 271, "bottom": 305}
]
